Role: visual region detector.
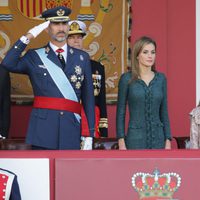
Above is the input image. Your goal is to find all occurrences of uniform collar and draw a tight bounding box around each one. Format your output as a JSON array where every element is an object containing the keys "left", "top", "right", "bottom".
[{"left": 49, "top": 42, "right": 67, "bottom": 54}]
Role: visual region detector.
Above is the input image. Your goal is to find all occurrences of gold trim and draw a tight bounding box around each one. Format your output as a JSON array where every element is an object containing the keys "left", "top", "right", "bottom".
[{"left": 46, "top": 16, "right": 70, "bottom": 22}]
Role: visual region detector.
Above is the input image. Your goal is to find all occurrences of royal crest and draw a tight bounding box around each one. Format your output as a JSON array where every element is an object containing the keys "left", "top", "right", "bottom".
[
  {"left": 17, "top": 0, "right": 73, "bottom": 19},
  {"left": 132, "top": 169, "right": 181, "bottom": 200},
  {"left": 17, "top": 0, "right": 46, "bottom": 19}
]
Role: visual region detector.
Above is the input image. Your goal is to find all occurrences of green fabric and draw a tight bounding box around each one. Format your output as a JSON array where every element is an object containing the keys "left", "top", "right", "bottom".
[{"left": 116, "top": 71, "right": 171, "bottom": 149}]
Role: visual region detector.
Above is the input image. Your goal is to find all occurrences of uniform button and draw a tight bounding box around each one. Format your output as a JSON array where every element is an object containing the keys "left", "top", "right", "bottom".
[
  {"left": 60, "top": 112, "right": 64, "bottom": 115},
  {"left": 44, "top": 73, "right": 47, "bottom": 76}
]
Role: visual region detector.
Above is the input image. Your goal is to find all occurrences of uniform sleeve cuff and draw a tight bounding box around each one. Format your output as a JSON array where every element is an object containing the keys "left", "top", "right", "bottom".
[{"left": 20, "top": 36, "right": 30, "bottom": 44}]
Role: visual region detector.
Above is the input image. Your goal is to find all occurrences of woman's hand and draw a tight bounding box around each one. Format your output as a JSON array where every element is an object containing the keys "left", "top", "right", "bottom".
[
  {"left": 118, "top": 138, "right": 127, "bottom": 150},
  {"left": 165, "top": 139, "right": 171, "bottom": 149}
]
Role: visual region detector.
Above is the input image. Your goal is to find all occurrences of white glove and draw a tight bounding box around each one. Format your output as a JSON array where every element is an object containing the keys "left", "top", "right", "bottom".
[
  {"left": 28, "top": 21, "right": 50, "bottom": 38},
  {"left": 81, "top": 137, "right": 93, "bottom": 150},
  {"left": 0, "top": 134, "right": 6, "bottom": 139}
]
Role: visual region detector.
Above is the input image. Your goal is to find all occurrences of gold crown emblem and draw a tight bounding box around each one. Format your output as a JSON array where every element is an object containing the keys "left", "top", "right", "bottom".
[
  {"left": 132, "top": 169, "right": 181, "bottom": 199},
  {"left": 57, "top": 9, "right": 65, "bottom": 16},
  {"left": 70, "top": 22, "right": 80, "bottom": 31}
]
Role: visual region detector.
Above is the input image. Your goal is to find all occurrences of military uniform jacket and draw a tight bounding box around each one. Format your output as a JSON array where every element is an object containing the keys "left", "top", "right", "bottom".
[
  {"left": 2, "top": 39, "right": 95, "bottom": 149},
  {"left": 0, "top": 168, "right": 21, "bottom": 200},
  {"left": 116, "top": 72, "right": 171, "bottom": 149},
  {"left": 91, "top": 60, "right": 108, "bottom": 137},
  {"left": 0, "top": 66, "right": 11, "bottom": 138}
]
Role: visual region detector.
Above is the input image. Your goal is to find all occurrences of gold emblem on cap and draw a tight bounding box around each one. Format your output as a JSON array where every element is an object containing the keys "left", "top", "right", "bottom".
[
  {"left": 70, "top": 22, "right": 80, "bottom": 31},
  {"left": 57, "top": 9, "right": 65, "bottom": 16}
]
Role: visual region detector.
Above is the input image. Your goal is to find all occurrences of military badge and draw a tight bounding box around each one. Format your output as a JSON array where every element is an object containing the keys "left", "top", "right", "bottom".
[
  {"left": 75, "top": 81, "right": 81, "bottom": 89},
  {"left": 80, "top": 55, "right": 84, "bottom": 61},
  {"left": 70, "top": 65, "right": 84, "bottom": 89},
  {"left": 75, "top": 65, "right": 82, "bottom": 75},
  {"left": 92, "top": 74, "right": 101, "bottom": 96},
  {"left": 38, "top": 65, "right": 46, "bottom": 69},
  {"left": 69, "top": 48, "right": 74, "bottom": 54},
  {"left": 45, "top": 46, "right": 50, "bottom": 53},
  {"left": 57, "top": 9, "right": 65, "bottom": 16},
  {"left": 70, "top": 74, "right": 77, "bottom": 82}
]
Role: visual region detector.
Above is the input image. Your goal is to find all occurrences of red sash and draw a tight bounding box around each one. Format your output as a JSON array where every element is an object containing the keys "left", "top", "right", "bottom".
[
  {"left": 33, "top": 96, "right": 81, "bottom": 114},
  {"left": 81, "top": 106, "right": 100, "bottom": 137}
]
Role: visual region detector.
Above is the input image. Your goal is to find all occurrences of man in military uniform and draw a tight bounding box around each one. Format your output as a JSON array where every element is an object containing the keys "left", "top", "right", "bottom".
[
  {"left": 67, "top": 20, "right": 108, "bottom": 138},
  {"left": 0, "top": 168, "right": 21, "bottom": 200},
  {"left": 2, "top": 6, "right": 95, "bottom": 150},
  {"left": 0, "top": 65, "right": 11, "bottom": 139}
]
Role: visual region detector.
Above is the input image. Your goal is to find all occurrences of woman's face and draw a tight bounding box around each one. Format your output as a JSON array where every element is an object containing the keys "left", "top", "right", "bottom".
[{"left": 137, "top": 43, "right": 156, "bottom": 68}]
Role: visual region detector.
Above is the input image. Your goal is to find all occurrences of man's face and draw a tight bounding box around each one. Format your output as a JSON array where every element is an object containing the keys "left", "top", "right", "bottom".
[
  {"left": 47, "top": 22, "right": 69, "bottom": 42},
  {"left": 67, "top": 34, "right": 83, "bottom": 49}
]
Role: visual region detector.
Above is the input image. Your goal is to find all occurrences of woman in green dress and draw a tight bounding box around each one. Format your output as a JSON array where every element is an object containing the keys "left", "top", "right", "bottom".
[{"left": 116, "top": 36, "right": 171, "bottom": 149}]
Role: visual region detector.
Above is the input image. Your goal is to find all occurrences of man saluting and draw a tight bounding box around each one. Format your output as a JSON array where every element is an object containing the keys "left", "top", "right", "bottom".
[{"left": 1, "top": 6, "right": 95, "bottom": 150}]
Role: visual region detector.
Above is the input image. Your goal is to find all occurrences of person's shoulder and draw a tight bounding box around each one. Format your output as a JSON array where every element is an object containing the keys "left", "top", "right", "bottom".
[
  {"left": 68, "top": 45, "right": 89, "bottom": 57},
  {"left": 90, "top": 59, "right": 104, "bottom": 69},
  {"left": 190, "top": 106, "right": 200, "bottom": 116},
  {"left": 90, "top": 59, "right": 102, "bottom": 66},
  {"left": 27, "top": 46, "right": 45, "bottom": 53},
  {"left": 120, "top": 71, "right": 132, "bottom": 82},
  {"left": 156, "top": 71, "right": 166, "bottom": 78},
  {"left": 190, "top": 106, "right": 200, "bottom": 124},
  {"left": 156, "top": 71, "right": 167, "bottom": 81}
]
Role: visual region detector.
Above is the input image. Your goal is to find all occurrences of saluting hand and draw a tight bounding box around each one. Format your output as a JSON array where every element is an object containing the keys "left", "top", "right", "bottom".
[{"left": 26, "top": 21, "right": 50, "bottom": 40}]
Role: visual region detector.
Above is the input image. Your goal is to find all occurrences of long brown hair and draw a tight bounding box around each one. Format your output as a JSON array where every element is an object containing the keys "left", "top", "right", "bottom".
[{"left": 131, "top": 36, "right": 157, "bottom": 80}]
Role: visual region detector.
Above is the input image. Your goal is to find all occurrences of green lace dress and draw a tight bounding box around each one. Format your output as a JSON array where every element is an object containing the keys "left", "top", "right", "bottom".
[{"left": 116, "top": 71, "right": 171, "bottom": 149}]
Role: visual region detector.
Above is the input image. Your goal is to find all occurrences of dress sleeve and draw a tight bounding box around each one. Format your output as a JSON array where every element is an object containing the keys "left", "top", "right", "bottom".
[
  {"left": 116, "top": 73, "right": 130, "bottom": 138},
  {"left": 160, "top": 75, "right": 172, "bottom": 140}
]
